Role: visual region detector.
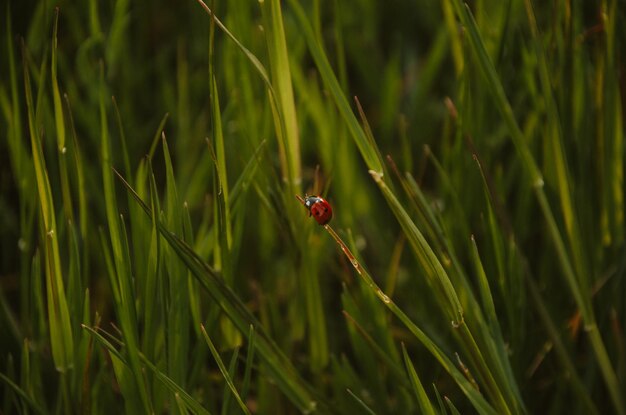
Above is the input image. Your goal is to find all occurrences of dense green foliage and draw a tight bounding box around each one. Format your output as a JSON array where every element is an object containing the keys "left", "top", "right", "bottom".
[{"left": 1, "top": 0, "right": 625, "bottom": 413}]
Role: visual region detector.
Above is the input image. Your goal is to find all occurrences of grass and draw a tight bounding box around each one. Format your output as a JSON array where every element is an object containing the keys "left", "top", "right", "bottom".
[{"left": 0, "top": 0, "right": 624, "bottom": 414}]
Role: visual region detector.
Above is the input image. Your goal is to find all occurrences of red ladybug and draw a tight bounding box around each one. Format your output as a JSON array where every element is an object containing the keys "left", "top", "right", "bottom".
[{"left": 304, "top": 195, "right": 333, "bottom": 225}]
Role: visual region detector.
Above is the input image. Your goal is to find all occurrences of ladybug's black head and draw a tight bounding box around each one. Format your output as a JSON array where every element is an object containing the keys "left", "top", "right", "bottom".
[{"left": 304, "top": 195, "right": 323, "bottom": 210}]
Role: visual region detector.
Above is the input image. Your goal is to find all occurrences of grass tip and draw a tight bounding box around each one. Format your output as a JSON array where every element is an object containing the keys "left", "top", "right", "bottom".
[{"left": 368, "top": 170, "right": 383, "bottom": 181}]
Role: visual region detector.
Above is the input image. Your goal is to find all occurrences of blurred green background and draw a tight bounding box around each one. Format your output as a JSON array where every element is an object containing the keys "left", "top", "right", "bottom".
[{"left": 1, "top": 0, "right": 625, "bottom": 413}]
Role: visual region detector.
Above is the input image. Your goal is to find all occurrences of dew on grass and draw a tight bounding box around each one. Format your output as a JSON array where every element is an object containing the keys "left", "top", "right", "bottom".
[{"left": 377, "top": 291, "right": 391, "bottom": 304}]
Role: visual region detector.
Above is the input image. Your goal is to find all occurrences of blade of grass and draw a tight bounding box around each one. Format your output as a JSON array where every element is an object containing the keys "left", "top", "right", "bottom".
[
  {"left": 259, "top": 0, "right": 302, "bottom": 189},
  {"left": 445, "top": 396, "right": 461, "bottom": 415},
  {"left": 604, "top": 0, "right": 624, "bottom": 245},
  {"left": 51, "top": 8, "right": 74, "bottom": 225},
  {"left": 346, "top": 389, "right": 377, "bottom": 415},
  {"left": 163, "top": 136, "right": 191, "bottom": 389},
  {"left": 0, "top": 373, "right": 45, "bottom": 414},
  {"left": 241, "top": 325, "right": 256, "bottom": 402},
  {"left": 205, "top": 73, "right": 240, "bottom": 346},
  {"left": 201, "top": 325, "right": 250, "bottom": 415},
  {"left": 98, "top": 62, "right": 152, "bottom": 413},
  {"left": 433, "top": 384, "right": 447, "bottom": 415},
  {"left": 285, "top": 0, "right": 383, "bottom": 174},
  {"left": 401, "top": 343, "right": 436, "bottom": 415},
  {"left": 23, "top": 39, "right": 75, "bottom": 372},
  {"left": 63, "top": 93, "right": 88, "bottom": 240},
  {"left": 221, "top": 347, "right": 240, "bottom": 415},
  {"left": 369, "top": 171, "right": 462, "bottom": 325},
  {"left": 195, "top": 0, "right": 272, "bottom": 88}
]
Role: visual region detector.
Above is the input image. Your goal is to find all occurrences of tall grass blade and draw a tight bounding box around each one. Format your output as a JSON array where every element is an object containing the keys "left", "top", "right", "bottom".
[
  {"left": 401, "top": 344, "right": 436, "bottom": 415},
  {"left": 162, "top": 137, "right": 191, "bottom": 389},
  {"left": 346, "top": 389, "right": 377, "bottom": 415},
  {"left": 98, "top": 62, "right": 152, "bottom": 413},
  {"left": 285, "top": 0, "right": 384, "bottom": 174},
  {"left": 200, "top": 325, "right": 250, "bottom": 415},
  {"left": 23, "top": 40, "right": 74, "bottom": 372},
  {"left": 260, "top": 0, "right": 301, "bottom": 188},
  {"left": 369, "top": 171, "right": 462, "bottom": 325}
]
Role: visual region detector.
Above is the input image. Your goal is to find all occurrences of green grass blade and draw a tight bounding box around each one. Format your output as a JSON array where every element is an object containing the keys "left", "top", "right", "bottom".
[
  {"left": 468, "top": 236, "right": 498, "bottom": 334},
  {"left": 401, "top": 344, "right": 436, "bottom": 415},
  {"left": 23, "top": 40, "right": 75, "bottom": 372},
  {"left": 63, "top": 93, "right": 88, "bottom": 239},
  {"left": 445, "top": 396, "right": 461, "bottom": 415},
  {"left": 433, "top": 383, "right": 447, "bottom": 415},
  {"left": 208, "top": 76, "right": 233, "bottom": 251},
  {"left": 206, "top": 72, "right": 240, "bottom": 347},
  {"left": 5, "top": 4, "right": 25, "bottom": 182},
  {"left": 201, "top": 325, "right": 250, "bottom": 415},
  {"left": 162, "top": 137, "right": 192, "bottom": 396},
  {"left": 195, "top": 0, "right": 272, "bottom": 88},
  {"left": 369, "top": 171, "right": 463, "bottom": 324},
  {"left": 603, "top": 0, "right": 624, "bottom": 245},
  {"left": 0, "top": 372, "right": 46, "bottom": 414},
  {"left": 50, "top": 8, "right": 65, "bottom": 152},
  {"left": 141, "top": 357, "right": 212, "bottom": 415},
  {"left": 302, "top": 256, "right": 329, "bottom": 372},
  {"left": 98, "top": 62, "right": 152, "bottom": 413},
  {"left": 346, "top": 389, "right": 378, "bottom": 415},
  {"left": 286, "top": 0, "right": 383, "bottom": 174},
  {"left": 221, "top": 347, "right": 240, "bottom": 415},
  {"left": 241, "top": 325, "right": 256, "bottom": 402},
  {"left": 260, "top": 0, "right": 301, "bottom": 188}
]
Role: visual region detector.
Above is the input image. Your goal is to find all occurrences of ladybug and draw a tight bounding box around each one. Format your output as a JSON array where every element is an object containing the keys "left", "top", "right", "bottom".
[{"left": 304, "top": 195, "right": 333, "bottom": 225}]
